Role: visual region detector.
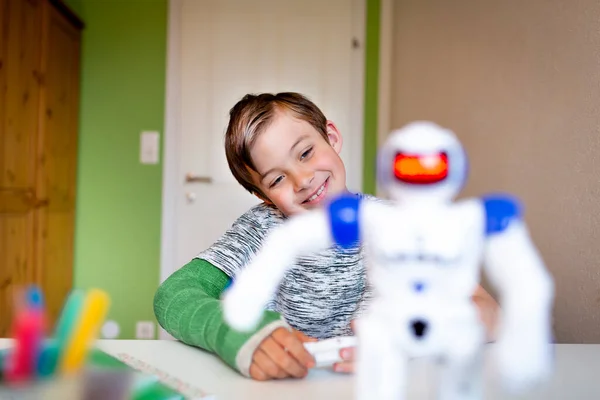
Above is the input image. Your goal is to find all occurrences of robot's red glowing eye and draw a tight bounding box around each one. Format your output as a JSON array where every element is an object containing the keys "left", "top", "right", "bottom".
[{"left": 393, "top": 152, "right": 449, "bottom": 184}]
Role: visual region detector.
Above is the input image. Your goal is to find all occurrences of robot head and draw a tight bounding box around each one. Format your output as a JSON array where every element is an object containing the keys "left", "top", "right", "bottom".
[{"left": 377, "top": 121, "right": 469, "bottom": 204}]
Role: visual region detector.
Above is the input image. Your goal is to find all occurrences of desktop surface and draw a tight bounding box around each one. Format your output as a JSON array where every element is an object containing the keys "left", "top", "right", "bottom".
[{"left": 1, "top": 339, "right": 599, "bottom": 399}]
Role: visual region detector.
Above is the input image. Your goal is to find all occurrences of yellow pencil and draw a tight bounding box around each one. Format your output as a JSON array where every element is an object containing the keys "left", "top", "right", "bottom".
[{"left": 60, "top": 289, "right": 110, "bottom": 374}]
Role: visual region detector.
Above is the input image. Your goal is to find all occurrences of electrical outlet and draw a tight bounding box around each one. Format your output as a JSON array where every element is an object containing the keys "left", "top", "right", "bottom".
[{"left": 136, "top": 321, "right": 155, "bottom": 339}]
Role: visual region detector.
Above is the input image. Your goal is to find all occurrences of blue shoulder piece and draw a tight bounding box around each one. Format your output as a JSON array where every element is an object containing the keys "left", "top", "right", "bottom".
[
  {"left": 328, "top": 193, "right": 362, "bottom": 248},
  {"left": 482, "top": 194, "right": 522, "bottom": 235}
]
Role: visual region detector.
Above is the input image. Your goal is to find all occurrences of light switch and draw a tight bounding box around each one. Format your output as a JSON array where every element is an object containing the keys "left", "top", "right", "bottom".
[{"left": 140, "top": 131, "right": 160, "bottom": 164}]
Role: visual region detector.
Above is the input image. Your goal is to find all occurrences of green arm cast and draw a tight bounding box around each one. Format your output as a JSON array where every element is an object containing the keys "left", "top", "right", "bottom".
[{"left": 153, "top": 258, "right": 282, "bottom": 370}]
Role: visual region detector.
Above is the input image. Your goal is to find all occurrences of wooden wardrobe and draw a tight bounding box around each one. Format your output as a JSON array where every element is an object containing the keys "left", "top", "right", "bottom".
[{"left": 0, "top": 0, "right": 83, "bottom": 336}]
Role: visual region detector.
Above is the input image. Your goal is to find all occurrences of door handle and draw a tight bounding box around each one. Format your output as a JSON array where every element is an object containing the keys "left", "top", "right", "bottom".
[{"left": 185, "top": 173, "right": 212, "bottom": 183}]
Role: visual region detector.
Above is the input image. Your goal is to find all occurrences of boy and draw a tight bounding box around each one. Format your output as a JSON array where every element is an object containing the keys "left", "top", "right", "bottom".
[{"left": 153, "top": 92, "right": 499, "bottom": 381}]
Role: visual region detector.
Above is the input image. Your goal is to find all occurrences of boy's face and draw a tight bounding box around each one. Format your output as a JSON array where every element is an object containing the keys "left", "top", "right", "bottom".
[{"left": 249, "top": 110, "right": 347, "bottom": 216}]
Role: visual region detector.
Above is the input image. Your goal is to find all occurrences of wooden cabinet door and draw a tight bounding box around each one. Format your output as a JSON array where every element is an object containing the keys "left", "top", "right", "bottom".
[
  {"left": 0, "top": 0, "right": 81, "bottom": 336},
  {"left": 37, "top": 0, "right": 81, "bottom": 330},
  {"left": 0, "top": 0, "right": 44, "bottom": 336}
]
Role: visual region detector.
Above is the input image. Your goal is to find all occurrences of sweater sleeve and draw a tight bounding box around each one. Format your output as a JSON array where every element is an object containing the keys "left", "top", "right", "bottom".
[{"left": 153, "top": 258, "right": 289, "bottom": 376}]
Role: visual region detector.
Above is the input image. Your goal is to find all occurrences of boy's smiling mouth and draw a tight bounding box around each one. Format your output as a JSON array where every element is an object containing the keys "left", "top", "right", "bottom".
[{"left": 302, "top": 178, "right": 329, "bottom": 205}]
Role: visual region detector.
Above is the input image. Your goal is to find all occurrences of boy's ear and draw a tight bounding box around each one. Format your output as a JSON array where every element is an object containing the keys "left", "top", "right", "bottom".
[{"left": 326, "top": 120, "right": 343, "bottom": 154}]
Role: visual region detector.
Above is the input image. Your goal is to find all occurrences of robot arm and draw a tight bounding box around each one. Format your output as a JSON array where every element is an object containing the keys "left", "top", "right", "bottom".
[
  {"left": 223, "top": 193, "right": 365, "bottom": 332},
  {"left": 481, "top": 195, "right": 554, "bottom": 392}
]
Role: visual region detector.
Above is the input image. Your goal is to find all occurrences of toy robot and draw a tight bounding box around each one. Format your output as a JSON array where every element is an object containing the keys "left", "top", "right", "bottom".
[{"left": 222, "top": 121, "right": 555, "bottom": 400}]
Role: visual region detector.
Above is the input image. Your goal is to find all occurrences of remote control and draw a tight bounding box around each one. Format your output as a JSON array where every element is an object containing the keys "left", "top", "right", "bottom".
[{"left": 303, "top": 336, "right": 358, "bottom": 368}]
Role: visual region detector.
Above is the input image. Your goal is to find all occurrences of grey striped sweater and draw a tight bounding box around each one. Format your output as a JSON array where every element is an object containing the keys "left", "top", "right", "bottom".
[{"left": 197, "top": 194, "right": 375, "bottom": 339}]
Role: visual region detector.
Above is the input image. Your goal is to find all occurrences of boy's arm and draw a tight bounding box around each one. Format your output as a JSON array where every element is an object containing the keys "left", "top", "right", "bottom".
[
  {"left": 471, "top": 284, "right": 499, "bottom": 342},
  {"left": 153, "top": 258, "right": 289, "bottom": 376}
]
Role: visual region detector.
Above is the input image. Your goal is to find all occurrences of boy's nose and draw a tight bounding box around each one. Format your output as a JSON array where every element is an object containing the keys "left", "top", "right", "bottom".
[{"left": 293, "top": 171, "right": 314, "bottom": 191}]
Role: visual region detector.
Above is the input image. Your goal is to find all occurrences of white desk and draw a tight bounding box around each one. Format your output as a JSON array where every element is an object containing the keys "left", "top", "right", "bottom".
[
  {"left": 2, "top": 339, "right": 600, "bottom": 399},
  {"left": 96, "top": 340, "right": 600, "bottom": 400}
]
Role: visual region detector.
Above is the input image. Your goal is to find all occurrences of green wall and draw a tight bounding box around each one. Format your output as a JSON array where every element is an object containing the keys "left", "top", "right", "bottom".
[
  {"left": 65, "top": 0, "right": 379, "bottom": 339},
  {"left": 64, "top": 0, "right": 82, "bottom": 16},
  {"left": 363, "top": 0, "right": 381, "bottom": 195},
  {"left": 68, "top": 0, "right": 167, "bottom": 339}
]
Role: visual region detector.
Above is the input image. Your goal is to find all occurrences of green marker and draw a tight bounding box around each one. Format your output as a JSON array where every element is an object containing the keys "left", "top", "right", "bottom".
[
  {"left": 37, "top": 341, "right": 60, "bottom": 378},
  {"left": 50, "top": 290, "right": 85, "bottom": 375}
]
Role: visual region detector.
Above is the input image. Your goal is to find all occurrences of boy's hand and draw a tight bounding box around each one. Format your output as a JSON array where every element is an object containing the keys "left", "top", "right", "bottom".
[
  {"left": 249, "top": 327, "right": 317, "bottom": 381},
  {"left": 333, "top": 320, "right": 357, "bottom": 373},
  {"left": 333, "top": 346, "right": 356, "bottom": 373}
]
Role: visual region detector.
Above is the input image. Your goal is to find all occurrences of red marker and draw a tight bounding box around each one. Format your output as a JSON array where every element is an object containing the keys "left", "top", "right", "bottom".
[{"left": 4, "top": 286, "right": 45, "bottom": 383}]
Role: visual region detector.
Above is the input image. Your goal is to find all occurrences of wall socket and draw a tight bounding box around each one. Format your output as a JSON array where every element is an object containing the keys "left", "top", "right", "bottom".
[{"left": 136, "top": 321, "right": 155, "bottom": 339}]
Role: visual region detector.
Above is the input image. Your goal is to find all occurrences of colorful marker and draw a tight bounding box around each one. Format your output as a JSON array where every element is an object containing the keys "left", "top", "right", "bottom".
[
  {"left": 36, "top": 341, "right": 60, "bottom": 378},
  {"left": 47, "top": 289, "right": 85, "bottom": 376},
  {"left": 4, "top": 286, "right": 45, "bottom": 383},
  {"left": 60, "top": 289, "right": 110, "bottom": 374}
]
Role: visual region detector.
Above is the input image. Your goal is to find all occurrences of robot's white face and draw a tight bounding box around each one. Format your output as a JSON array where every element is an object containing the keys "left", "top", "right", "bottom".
[{"left": 378, "top": 121, "right": 468, "bottom": 204}]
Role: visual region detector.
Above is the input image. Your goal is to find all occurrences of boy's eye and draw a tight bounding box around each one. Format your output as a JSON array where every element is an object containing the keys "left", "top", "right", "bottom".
[
  {"left": 270, "top": 176, "right": 283, "bottom": 188},
  {"left": 300, "top": 147, "right": 313, "bottom": 160}
]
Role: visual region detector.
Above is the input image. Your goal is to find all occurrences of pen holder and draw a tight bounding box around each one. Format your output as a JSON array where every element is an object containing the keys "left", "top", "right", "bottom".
[
  {"left": 0, "top": 286, "right": 110, "bottom": 386},
  {"left": 1, "top": 286, "right": 189, "bottom": 400}
]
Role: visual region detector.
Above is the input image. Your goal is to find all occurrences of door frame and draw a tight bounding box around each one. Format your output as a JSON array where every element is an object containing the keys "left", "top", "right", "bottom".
[
  {"left": 159, "top": 0, "right": 183, "bottom": 286},
  {"left": 376, "top": 0, "right": 393, "bottom": 197},
  {"left": 159, "top": 0, "right": 369, "bottom": 336}
]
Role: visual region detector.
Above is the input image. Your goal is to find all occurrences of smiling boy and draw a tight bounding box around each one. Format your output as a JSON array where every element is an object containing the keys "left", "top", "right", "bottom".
[{"left": 153, "top": 92, "right": 499, "bottom": 381}]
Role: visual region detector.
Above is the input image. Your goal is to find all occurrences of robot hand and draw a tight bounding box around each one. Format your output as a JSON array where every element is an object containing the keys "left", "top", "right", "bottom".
[
  {"left": 483, "top": 214, "right": 555, "bottom": 394},
  {"left": 222, "top": 210, "right": 334, "bottom": 332},
  {"left": 494, "top": 323, "right": 553, "bottom": 393},
  {"left": 222, "top": 273, "right": 271, "bottom": 332}
]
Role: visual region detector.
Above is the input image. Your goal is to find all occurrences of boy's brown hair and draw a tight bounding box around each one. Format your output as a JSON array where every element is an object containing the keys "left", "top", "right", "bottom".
[{"left": 225, "top": 92, "right": 329, "bottom": 199}]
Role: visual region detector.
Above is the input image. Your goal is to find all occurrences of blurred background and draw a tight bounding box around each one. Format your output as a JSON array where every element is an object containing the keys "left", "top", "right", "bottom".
[{"left": 1, "top": 0, "right": 598, "bottom": 345}]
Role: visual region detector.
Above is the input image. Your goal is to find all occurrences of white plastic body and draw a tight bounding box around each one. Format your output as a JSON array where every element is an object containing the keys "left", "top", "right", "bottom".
[
  {"left": 303, "top": 336, "right": 358, "bottom": 368},
  {"left": 222, "top": 122, "right": 554, "bottom": 400}
]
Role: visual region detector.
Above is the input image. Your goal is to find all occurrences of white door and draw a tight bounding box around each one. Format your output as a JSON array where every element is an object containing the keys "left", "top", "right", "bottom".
[{"left": 161, "top": 0, "right": 365, "bottom": 282}]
